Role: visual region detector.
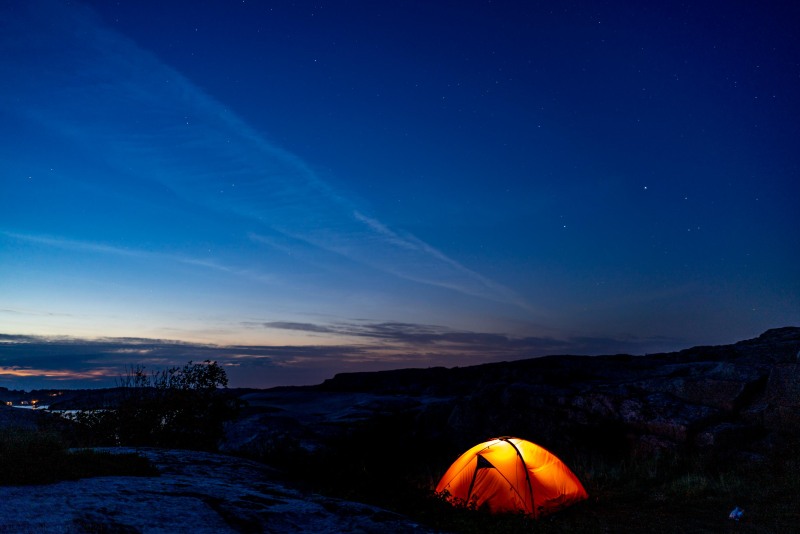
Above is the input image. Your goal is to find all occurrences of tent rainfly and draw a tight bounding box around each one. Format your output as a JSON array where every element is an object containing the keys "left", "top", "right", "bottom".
[{"left": 435, "top": 436, "right": 588, "bottom": 517}]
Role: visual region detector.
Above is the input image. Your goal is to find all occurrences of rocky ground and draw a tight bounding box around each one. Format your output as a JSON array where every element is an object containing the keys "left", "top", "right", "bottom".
[{"left": 0, "top": 447, "right": 436, "bottom": 533}]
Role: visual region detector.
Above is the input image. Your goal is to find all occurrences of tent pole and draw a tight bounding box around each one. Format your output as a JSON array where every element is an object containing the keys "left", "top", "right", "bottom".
[{"left": 500, "top": 437, "right": 536, "bottom": 515}]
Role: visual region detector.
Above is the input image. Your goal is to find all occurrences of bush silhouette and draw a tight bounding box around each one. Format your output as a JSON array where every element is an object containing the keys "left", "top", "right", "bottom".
[{"left": 77, "top": 360, "right": 238, "bottom": 450}]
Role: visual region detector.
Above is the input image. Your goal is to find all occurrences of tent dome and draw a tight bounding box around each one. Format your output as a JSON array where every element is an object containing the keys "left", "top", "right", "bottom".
[{"left": 435, "top": 436, "right": 588, "bottom": 517}]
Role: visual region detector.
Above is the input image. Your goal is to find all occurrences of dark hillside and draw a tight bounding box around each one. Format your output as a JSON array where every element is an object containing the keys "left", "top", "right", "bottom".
[{"left": 222, "top": 327, "right": 800, "bottom": 532}]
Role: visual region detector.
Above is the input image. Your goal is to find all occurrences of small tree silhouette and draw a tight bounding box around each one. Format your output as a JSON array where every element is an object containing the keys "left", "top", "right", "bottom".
[{"left": 78, "top": 360, "right": 238, "bottom": 450}]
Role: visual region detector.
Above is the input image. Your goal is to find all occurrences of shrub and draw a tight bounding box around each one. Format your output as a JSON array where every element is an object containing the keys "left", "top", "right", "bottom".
[{"left": 75, "top": 360, "right": 239, "bottom": 450}]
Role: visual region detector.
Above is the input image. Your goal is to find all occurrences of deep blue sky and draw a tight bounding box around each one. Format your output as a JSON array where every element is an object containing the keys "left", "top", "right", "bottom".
[{"left": 1, "top": 1, "right": 798, "bottom": 389}]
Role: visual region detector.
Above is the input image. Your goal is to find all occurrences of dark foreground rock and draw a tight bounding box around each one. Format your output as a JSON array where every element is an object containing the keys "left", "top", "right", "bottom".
[{"left": 0, "top": 448, "right": 436, "bottom": 534}]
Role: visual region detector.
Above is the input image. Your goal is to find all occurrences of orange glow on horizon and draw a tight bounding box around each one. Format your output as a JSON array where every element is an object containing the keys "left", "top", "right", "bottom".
[{"left": 0, "top": 366, "right": 113, "bottom": 380}]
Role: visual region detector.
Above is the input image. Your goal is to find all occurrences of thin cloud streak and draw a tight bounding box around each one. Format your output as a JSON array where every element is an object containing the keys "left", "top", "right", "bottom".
[
  {"left": 2, "top": 231, "right": 278, "bottom": 286},
  {"left": 350, "top": 211, "right": 532, "bottom": 310},
  {"left": 0, "top": 367, "right": 113, "bottom": 381},
  {"left": 261, "top": 320, "right": 677, "bottom": 356},
  {"left": 0, "top": 308, "right": 75, "bottom": 319}
]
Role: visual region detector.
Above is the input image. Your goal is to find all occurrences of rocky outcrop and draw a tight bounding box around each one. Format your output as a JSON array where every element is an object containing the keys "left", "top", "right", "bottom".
[
  {"left": 0, "top": 448, "right": 436, "bottom": 533},
  {"left": 758, "top": 363, "right": 800, "bottom": 431}
]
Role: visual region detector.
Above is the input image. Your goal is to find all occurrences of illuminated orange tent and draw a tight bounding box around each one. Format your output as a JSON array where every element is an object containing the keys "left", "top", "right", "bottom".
[{"left": 435, "top": 436, "right": 588, "bottom": 517}]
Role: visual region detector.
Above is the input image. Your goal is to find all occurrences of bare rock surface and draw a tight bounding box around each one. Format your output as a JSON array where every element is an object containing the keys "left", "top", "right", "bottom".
[{"left": 0, "top": 448, "right": 436, "bottom": 534}]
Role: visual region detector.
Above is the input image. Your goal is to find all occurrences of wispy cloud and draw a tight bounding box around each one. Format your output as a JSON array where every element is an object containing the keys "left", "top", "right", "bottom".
[
  {"left": 1, "top": 231, "right": 278, "bottom": 285},
  {"left": 0, "top": 308, "right": 74, "bottom": 319},
  {"left": 263, "top": 322, "right": 337, "bottom": 334},
  {"left": 0, "top": 366, "right": 112, "bottom": 381},
  {"left": 0, "top": 1, "right": 528, "bottom": 310},
  {"left": 262, "top": 320, "right": 674, "bottom": 356},
  {"left": 2, "top": 232, "right": 144, "bottom": 259}
]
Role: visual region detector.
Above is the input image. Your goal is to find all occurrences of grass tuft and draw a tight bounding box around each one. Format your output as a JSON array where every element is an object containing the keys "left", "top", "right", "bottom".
[{"left": 0, "top": 427, "right": 158, "bottom": 486}]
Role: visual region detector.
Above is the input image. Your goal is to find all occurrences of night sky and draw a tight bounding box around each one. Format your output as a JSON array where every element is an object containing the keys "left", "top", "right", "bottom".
[{"left": 1, "top": 1, "right": 798, "bottom": 389}]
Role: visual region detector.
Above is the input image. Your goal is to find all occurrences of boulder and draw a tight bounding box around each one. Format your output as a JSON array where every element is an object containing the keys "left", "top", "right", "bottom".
[
  {"left": 631, "top": 361, "right": 768, "bottom": 411},
  {"left": 761, "top": 363, "right": 800, "bottom": 434}
]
